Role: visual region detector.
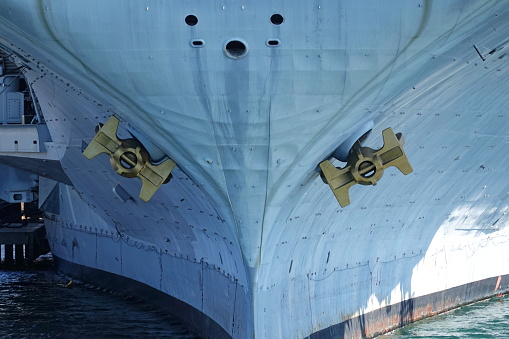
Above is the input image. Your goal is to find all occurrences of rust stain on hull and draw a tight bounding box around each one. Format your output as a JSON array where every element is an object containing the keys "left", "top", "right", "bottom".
[{"left": 309, "top": 275, "right": 509, "bottom": 339}]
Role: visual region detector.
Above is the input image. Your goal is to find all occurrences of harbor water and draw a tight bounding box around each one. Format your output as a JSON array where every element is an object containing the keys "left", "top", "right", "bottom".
[
  {"left": 0, "top": 257, "right": 198, "bottom": 338},
  {"left": 382, "top": 295, "right": 509, "bottom": 338},
  {"left": 0, "top": 257, "right": 507, "bottom": 338}
]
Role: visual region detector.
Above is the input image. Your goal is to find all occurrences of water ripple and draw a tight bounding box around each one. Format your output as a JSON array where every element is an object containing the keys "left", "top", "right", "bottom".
[
  {"left": 0, "top": 267, "right": 198, "bottom": 338},
  {"left": 383, "top": 295, "right": 509, "bottom": 338}
]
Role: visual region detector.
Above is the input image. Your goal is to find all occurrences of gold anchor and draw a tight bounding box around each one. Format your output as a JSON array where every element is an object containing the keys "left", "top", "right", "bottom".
[
  {"left": 83, "top": 116, "right": 176, "bottom": 202},
  {"left": 320, "top": 128, "right": 413, "bottom": 207}
]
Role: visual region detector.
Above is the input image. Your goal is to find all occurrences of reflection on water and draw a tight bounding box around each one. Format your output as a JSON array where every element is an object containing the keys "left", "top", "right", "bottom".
[
  {"left": 382, "top": 294, "right": 509, "bottom": 338},
  {"left": 0, "top": 259, "right": 198, "bottom": 338}
]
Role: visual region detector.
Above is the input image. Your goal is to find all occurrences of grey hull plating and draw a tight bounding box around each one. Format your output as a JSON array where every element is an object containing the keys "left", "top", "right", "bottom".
[
  {"left": 52, "top": 253, "right": 509, "bottom": 339},
  {"left": 52, "top": 255, "right": 232, "bottom": 339},
  {"left": 1, "top": 1, "right": 509, "bottom": 338}
]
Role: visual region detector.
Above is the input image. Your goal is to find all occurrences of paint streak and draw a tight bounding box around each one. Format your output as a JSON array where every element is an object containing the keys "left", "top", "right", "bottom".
[{"left": 495, "top": 275, "right": 502, "bottom": 291}]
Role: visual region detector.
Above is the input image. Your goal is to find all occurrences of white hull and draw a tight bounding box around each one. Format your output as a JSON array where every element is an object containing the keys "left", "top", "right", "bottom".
[{"left": 1, "top": 1, "right": 509, "bottom": 338}]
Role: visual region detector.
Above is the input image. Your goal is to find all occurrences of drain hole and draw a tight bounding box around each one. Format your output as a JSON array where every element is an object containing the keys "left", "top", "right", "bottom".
[
  {"left": 185, "top": 15, "right": 198, "bottom": 26},
  {"left": 271, "top": 14, "right": 284, "bottom": 25},
  {"left": 225, "top": 40, "right": 248, "bottom": 59},
  {"left": 267, "top": 39, "right": 280, "bottom": 47},
  {"left": 191, "top": 39, "right": 205, "bottom": 47}
]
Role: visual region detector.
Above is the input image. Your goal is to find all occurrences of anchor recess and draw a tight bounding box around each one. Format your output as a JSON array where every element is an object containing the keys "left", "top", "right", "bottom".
[
  {"left": 82, "top": 116, "right": 176, "bottom": 202},
  {"left": 320, "top": 127, "right": 413, "bottom": 207}
]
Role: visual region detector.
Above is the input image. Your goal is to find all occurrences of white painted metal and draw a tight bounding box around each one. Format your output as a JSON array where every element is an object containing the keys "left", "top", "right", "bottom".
[
  {"left": 0, "top": 76, "right": 23, "bottom": 124},
  {"left": 0, "top": 125, "right": 40, "bottom": 152},
  {"left": 1, "top": 1, "right": 509, "bottom": 338},
  {"left": 0, "top": 163, "right": 37, "bottom": 203}
]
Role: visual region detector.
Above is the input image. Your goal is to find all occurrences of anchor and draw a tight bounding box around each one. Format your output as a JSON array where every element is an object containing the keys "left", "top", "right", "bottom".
[
  {"left": 320, "top": 127, "right": 412, "bottom": 207},
  {"left": 82, "top": 116, "right": 176, "bottom": 202}
]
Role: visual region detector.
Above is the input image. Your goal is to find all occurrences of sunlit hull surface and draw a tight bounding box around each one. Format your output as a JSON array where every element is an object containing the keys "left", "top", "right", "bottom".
[{"left": 1, "top": 1, "right": 509, "bottom": 338}]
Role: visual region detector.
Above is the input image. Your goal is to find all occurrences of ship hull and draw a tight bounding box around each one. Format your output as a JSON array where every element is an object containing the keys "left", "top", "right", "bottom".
[
  {"left": 2, "top": 1, "right": 509, "bottom": 338},
  {"left": 311, "top": 275, "right": 508, "bottom": 338},
  {"left": 51, "top": 254, "right": 232, "bottom": 339},
  {"left": 52, "top": 251, "right": 509, "bottom": 338}
]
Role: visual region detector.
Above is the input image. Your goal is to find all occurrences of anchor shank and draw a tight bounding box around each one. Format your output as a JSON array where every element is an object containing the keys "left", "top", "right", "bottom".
[{"left": 119, "top": 153, "right": 137, "bottom": 168}]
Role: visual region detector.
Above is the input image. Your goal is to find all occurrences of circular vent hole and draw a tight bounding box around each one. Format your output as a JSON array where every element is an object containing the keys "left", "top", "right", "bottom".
[
  {"left": 270, "top": 14, "right": 284, "bottom": 25},
  {"left": 225, "top": 40, "right": 248, "bottom": 59},
  {"left": 185, "top": 15, "right": 198, "bottom": 26}
]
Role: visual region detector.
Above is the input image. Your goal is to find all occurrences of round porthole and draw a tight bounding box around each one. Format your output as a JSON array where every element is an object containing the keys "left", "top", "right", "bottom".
[
  {"left": 185, "top": 15, "right": 198, "bottom": 26},
  {"left": 224, "top": 39, "right": 249, "bottom": 59},
  {"left": 270, "top": 14, "right": 284, "bottom": 25}
]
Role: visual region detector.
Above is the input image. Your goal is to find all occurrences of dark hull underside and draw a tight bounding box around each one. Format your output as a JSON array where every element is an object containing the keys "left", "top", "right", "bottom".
[
  {"left": 53, "top": 255, "right": 231, "bottom": 339},
  {"left": 53, "top": 255, "right": 508, "bottom": 339}
]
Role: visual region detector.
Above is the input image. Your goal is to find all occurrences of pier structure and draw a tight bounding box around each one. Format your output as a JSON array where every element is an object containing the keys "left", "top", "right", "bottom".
[{"left": 0, "top": 223, "right": 49, "bottom": 266}]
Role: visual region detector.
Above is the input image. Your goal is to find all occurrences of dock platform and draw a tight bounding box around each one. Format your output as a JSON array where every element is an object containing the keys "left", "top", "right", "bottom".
[{"left": 0, "top": 223, "right": 50, "bottom": 265}]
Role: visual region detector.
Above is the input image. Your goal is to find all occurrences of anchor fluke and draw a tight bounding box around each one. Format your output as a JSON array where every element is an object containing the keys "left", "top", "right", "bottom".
[
  {"left": 320, "top": 127, "right": 412, "bottom": 208},
  {"left": 83, "top": 116, "right": 176, "bottom": 202}
]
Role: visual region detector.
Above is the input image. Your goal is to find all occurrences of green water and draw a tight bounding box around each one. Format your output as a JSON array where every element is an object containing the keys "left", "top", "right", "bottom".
[{"left": 381, "top": 295, "right": 509, "bottom": 338}]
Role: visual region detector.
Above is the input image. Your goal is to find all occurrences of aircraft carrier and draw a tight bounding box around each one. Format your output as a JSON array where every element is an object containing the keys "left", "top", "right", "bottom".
[{"left": 1, "top": 1, "right": 509, "bottom": 338}]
